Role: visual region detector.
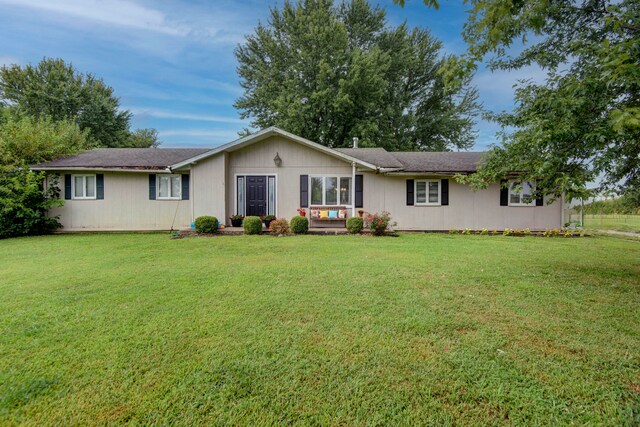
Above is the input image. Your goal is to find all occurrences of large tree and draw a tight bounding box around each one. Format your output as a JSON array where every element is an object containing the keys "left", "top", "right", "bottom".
[
  {"left": 235, "top": 0, "right": 479, "bottom": 151},
  {"left": 0, "top": 112, "right": 91, "bottom": 238},
  {"left": 0, "top": 58, "right": 159, "bottom": 148},
  {"left": 399, "top": 0, "right": 639, "bottom": 200}
]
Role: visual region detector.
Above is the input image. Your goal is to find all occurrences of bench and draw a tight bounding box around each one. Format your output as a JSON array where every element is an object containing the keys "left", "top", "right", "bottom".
[{"left": 308, "top": 206, "right": 350, "bottom": 228}]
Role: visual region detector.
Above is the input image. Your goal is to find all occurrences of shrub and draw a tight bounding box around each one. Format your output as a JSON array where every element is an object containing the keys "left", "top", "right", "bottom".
[
  {"left": 364, "top": 211, "right": 395, "bottom": 236},
  {"left": 462, "top": 228, "right": 471, "bottom": 235},
  {"left": 290, "top": 216, "right": 309, "bottom": 234},
  {"left": 269, "top": 218, "right": 290, "bottom": 235},
  {"left": 480, "top": 228, "right": 489, "bottom": 235},
  {"left": 449, "top": 229, "right": 458, "bottom": 234},
  {"left": 194, "top": 216, "right": 218, "bottom": 234},
  {"left": 0, "top": 169, "right": 63, "bottom": 239},
  {"left": 346, "top": 216, "right": 364, "bottom": 234},
  {"left": 243, "top": 216, "right": 263, "bottom": 234}
]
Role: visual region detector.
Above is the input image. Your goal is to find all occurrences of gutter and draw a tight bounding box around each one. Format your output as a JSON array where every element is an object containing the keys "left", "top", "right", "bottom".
[{"left": 30, "top": 167, "right": 176, "bottom": 173}]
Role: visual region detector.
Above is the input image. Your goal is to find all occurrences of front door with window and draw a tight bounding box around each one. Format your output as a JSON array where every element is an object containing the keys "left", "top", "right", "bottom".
[{"left": 246, "top": 175, "right": 267, "bottom": 217}]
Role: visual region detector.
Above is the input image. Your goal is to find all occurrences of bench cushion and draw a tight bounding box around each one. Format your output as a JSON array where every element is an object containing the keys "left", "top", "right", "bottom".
[
  {"left": 328, "top": 210, "right": 338, "bottom": 219},
  {"left": 319, "top": 210, "right": 329, "bottom": 219}
]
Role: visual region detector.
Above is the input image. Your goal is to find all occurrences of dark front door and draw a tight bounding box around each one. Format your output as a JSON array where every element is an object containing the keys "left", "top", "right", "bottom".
[{"left": 246, "top": 176, "right": 267, "bottom": 217}]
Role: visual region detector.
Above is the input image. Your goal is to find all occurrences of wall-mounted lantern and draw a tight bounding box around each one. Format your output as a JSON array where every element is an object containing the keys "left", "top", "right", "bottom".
[{"left": 273, "top": 152, "right": 282, "bottom": 167}]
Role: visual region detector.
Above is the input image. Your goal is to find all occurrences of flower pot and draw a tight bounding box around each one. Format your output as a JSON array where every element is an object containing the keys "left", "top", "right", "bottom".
[
  {"left": 299, "top": 211, "right": 306, "bottom": 217},
  {"left": 263, "top": 219, "right": 273, "bottom": 229},
  {"left": 358, "top": 211, "right": 364, "bottom": 218},
  {"left": 230, "top": 219, "right": 243, "bottom": 227}
]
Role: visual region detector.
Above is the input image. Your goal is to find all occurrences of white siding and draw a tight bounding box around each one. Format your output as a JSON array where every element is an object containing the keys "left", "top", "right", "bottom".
[{"left": 49, "top": 172, "right": 191, "bottom": 231}]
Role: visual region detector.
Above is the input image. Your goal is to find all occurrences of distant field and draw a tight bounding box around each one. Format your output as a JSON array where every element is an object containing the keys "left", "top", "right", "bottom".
[
  {"left": 1, "top": 234, "right": 639, "bottom": 425},
  {"left": 582, "top": 214, "right": 640, "bottom": 233}
]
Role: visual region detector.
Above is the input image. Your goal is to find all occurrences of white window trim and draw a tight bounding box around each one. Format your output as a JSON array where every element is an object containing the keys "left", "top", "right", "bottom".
[
  {"left": 508, "top": 180, "right": 536, "bottom": 207},
  {"left": 309, "top": 175, "right": 353, "bottom": 207},
  {"left": 415, "top": 179, "right": 441, "bottom": 206},
  {"left": 71, "top": 174, "right": 97, "bottom": 200},
  {"left": 157, "top": 174, "right": 182, "bottom": 200}
]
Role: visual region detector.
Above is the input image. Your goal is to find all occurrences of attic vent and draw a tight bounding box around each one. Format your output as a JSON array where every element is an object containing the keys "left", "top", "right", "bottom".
[{"left": 353, "top": 137, "right": 359, "bottom": 148}]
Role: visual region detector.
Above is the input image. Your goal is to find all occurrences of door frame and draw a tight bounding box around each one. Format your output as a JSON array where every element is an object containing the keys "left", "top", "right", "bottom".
[{"left": 234, "top": 173, "right": 278, "bottom": 217}]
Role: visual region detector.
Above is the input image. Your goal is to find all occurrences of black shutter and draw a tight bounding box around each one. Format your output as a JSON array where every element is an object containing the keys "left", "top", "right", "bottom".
[
  {"left": 500, "top": 179, "right": 509, "bottom": 206},
  {"left": 536, "top": 193, "right": 543, "bottom": 206},
  {"left": 64, "top": 174, "right": 72, "bottom": 200},
  {"left": 181, "top": 174, "right": 190, "bottom": 200},
  {"left": 355, "top": 174, "right": 363, "bottom": 208},
  {"left": 149, "top": 174, "right": 156, "bottom": 200},
  {"left": 300, "top": 175, "right": 308, "bottom": 207},
  {"left": 441, "top": 179, "right": 449, "bottom": 206},
  {"left": 96, "top": 174, "right": 104, "bottom": 200},
  {"left": 406, "top": 179, "right": 414, "bottom": 206}
]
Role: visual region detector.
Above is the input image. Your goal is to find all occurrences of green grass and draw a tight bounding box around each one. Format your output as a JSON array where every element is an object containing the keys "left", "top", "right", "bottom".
[
  {"left": 1, "top": 234, "right": 639, "bottom": 426},
  {"left": 583, "top": 214, "right": 640, "bottom": 233}
]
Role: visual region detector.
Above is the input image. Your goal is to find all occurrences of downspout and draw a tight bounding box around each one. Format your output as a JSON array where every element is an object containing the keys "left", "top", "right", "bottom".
[
  {"left": 351, "top": 161, "right": 356, "bottom": 217},
  {"left": 191, "top": 164, "right": 195, "bottom": 226}
]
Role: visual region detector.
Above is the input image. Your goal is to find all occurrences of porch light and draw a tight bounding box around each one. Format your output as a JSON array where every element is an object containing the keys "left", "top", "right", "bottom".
[{"left": 273, "top": 152, "right": 282, "bottom": 167}]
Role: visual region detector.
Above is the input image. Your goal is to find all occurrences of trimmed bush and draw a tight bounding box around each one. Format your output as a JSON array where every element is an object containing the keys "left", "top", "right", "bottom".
[
  {"left": 269, "top": 218, "right": 290, "bottom": 235},
  {"left": 194, "top": 216, "right": 218, "bottom": 234},
  {"left": 290, "top": 216, "right": 309, "bottom": 234},
  {"left": 365, "top": 211, "right": 396, "bottom": 236},
  {"left": 243, "top": 216, "right": 263, "bottom": 234},
  {"left": 346, "top": 216, "right": 363, "bottom": 234}
]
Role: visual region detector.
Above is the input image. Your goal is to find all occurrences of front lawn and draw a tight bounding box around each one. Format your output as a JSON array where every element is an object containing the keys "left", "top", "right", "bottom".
[{"left": 1, "top": 234, "right": 639, "bottom": 425}]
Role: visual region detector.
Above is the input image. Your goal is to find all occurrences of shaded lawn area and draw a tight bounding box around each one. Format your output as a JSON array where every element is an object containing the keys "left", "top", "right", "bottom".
[
  {"left": 583, "top": 214, "right": 640, "bottom": 234},
  {"left": 1, "top": 233, "right": 639, "bottom": 426}
]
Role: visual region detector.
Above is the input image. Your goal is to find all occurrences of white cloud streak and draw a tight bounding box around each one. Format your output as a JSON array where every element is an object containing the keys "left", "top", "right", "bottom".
[
  {"left": 0, "top": 0, "right": 190, "bottom": 35},
  {"left": 128, "top": 107, "right": 246, "bottom": 124}
]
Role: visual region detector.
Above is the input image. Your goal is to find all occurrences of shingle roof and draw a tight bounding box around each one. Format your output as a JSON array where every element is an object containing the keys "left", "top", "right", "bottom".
[
  {"left": 336, "top": 148, "right": 485, "bottom": 172},
  {"left": 335, "top": 148, "right": 404, "bottom": 169},
  {"left": 32, "top": 148, "right": 210, "bottom": 170},
  {"left": 390, "top": 151, "right": 485, "bottom": 173}
]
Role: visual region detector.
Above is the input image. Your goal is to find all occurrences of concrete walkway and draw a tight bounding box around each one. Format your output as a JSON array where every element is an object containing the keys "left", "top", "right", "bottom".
[{"left": 593, "top": 229, "right": 640, "bottom": 239}]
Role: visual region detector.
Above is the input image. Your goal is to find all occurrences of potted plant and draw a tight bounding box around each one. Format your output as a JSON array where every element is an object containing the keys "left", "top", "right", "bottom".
[
  {"left": 262, "top": 214, "right": 276, "bottom": 229},
  {"left": 358, "top": 209, "right": 364, "bottom": 218},
  {"left": 229, "top": 214, "right": 244, "bottom": 227},
  {"left": 297, "top": 208, "right": 306, "bottom": 217}
]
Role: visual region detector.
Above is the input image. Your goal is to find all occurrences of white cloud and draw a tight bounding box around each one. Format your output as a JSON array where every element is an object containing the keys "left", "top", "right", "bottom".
[
  {"left": 0, "top": 56, "right": 20, "bottom": 67},
  {"left": 128, "top": 107, "right": 246, "bottom": 124},
  {"left": 0, "top": 0, "right": 188, "bottom": 36},
  {"left": 160, "top": 129, "right": 240, "bottom": 139}
]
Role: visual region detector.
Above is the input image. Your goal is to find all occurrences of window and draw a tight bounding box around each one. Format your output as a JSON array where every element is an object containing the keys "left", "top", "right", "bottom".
[
  {"left": 268, "top": 176, "right": 276, "bottom": 215},
  {"left": 415, "top": 179, "right": 440, "bottom": 205},
  {"left": 310, "top": 176, "right": 352, "bottom": 206},
  {"left": 509, "top": 181, "right": 535, "bottom": 206},
  {"left": 237, "top": 176, "right": 245, "bottom": 214},
  {"left": 158, "top": 174, "right": 182, "bottom": 199},
  {"left": 72, "top": 174, "right": 96, "bottom": 199}
]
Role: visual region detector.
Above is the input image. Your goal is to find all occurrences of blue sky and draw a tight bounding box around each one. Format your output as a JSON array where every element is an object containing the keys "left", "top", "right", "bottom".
[{"left": 0, "top": 0, "right": 544, "bottom": 149}]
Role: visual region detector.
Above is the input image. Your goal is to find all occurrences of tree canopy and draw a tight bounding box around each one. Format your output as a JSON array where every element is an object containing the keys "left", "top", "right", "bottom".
[
  {"left": 0, "top": 112, "right": 92, "bottom": 238},
  {"left": 0, "top": 58, "right": 159, "bottom": 148},
  {"left": 235, "top": 0, "right": 479, "bottom": 151},
  {"left": 407, "top": 0, "right": 639, "bottom": 201}
]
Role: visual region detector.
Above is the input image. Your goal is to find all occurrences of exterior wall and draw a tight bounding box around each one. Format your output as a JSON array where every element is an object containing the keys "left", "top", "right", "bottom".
[
  {"left": 224, "top": 135, "right": 353, "bottom": 223},
  {"left": 45, "top": 135, "right": 563, "bottom": 231},
  {"left": 362, "top": 173, "right": 563, "bottom": 230},
  {"left": 192, "top": 152, "right": 226, "bottom": 222},
  {"left": 48, "top": 171, "right": 192, "bottom": 231}
]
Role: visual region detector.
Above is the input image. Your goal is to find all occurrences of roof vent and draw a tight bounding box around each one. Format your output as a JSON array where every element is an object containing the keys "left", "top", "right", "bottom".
[{"left": 353, "top": 137, "right": 359, "bottom": 149}]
